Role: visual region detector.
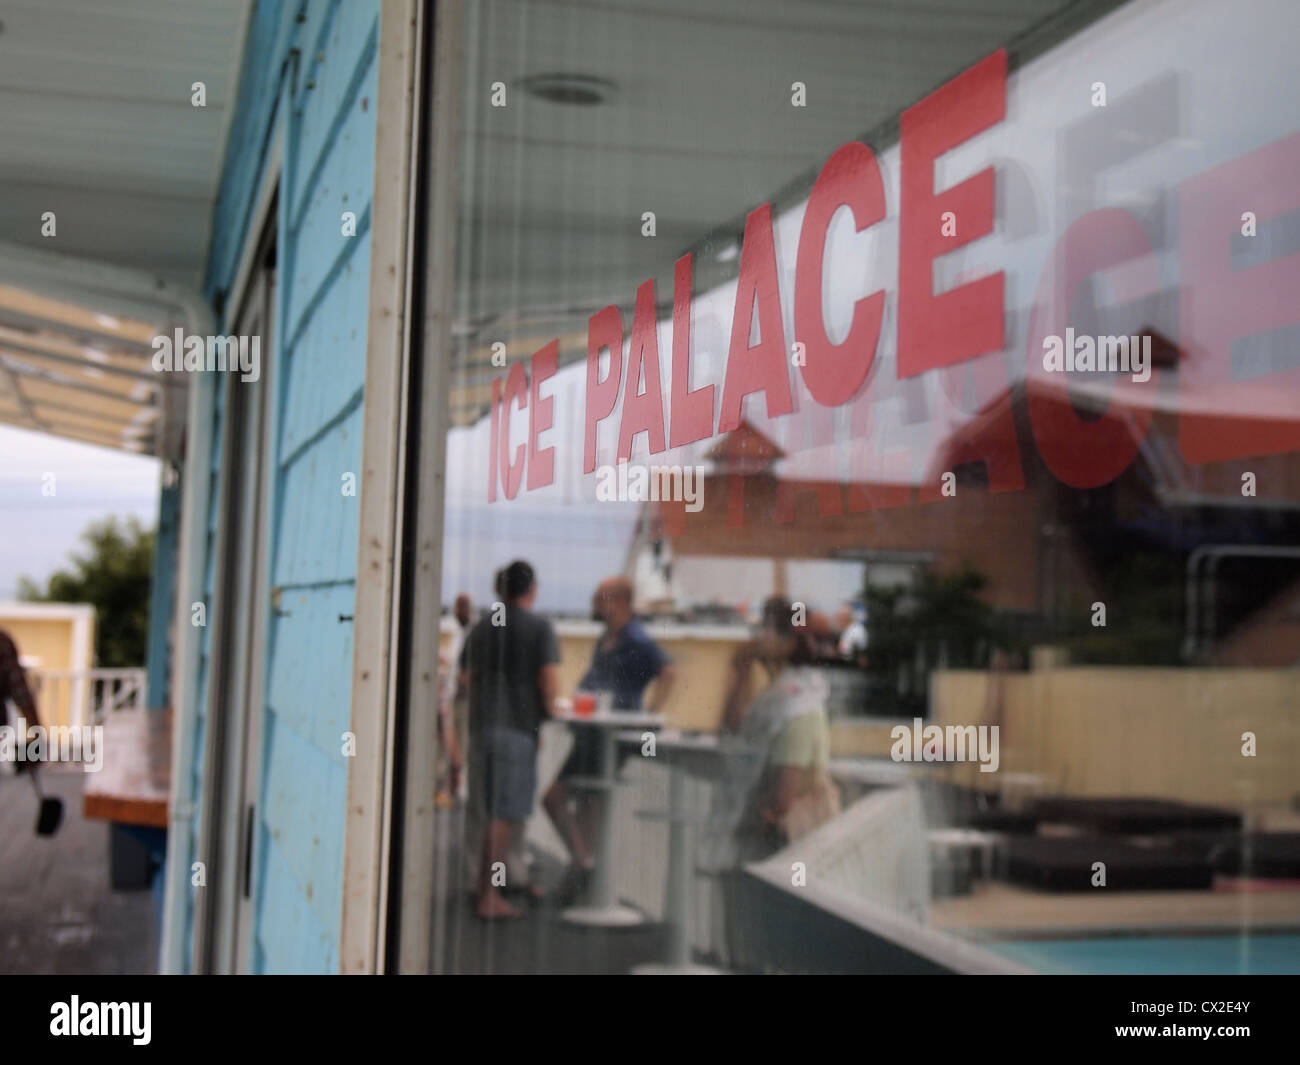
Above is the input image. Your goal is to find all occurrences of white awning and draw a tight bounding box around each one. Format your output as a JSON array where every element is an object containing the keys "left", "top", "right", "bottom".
[{"left": 0, "top": 0, "right": 250, "bottom": 458}]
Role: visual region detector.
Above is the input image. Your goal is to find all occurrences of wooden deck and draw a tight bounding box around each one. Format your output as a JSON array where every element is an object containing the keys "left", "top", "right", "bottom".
[
  {"left": 931, "top": 880, "right": 1300, "bottom": 938},
  {"left": 0, "top": 767, "right": 157, "bottom": 973}
]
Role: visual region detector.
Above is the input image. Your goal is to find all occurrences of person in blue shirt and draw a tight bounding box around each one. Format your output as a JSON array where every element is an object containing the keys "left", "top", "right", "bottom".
[{"left": 544, "top": 577, "right": 674, "bottom": 902}]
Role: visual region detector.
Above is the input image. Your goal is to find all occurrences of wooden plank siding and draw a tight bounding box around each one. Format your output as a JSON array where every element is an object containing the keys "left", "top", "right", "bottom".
[{"left": 187, "top": 0, "right": 381, "bottom": 974}]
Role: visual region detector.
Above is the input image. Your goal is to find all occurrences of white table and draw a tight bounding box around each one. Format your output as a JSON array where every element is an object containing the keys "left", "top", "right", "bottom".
[
  {"left": 618, "top": 728, "right": 727, "bottom": 974},
  {"left": 557, "top": 709, "right": 665, "bottom": 927}
]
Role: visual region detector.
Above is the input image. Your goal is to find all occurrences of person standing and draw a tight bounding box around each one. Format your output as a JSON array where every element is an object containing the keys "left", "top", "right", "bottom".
[
  {"left": 543, "top": 576, "right": 674, "bottom": 901},
  {"left": 705, "top": 597, "right": 840, "bottom": 969},
  {"left": 0, "top": 628, "right": 42, "bottom": 748},
  {"left": 436, "top": 593, "right": 474, "bottom": 808},
  {"left": 458, "top": 561, "right": 559, "bottom": 920}
]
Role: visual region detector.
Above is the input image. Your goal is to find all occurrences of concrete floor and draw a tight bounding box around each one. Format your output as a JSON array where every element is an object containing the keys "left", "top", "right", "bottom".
[{"left": 0, "top": 767, "right": 157, "bottom": 974}]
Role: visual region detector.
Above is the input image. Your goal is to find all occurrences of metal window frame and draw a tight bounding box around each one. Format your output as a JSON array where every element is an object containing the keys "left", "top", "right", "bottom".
[{"left": 380, "top": 0, "right": 465, "bottom": 975}]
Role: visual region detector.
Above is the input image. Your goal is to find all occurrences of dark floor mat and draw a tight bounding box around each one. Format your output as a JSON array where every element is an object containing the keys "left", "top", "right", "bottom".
[
  {"left": 1168, "top": 831, "right": 1300, "bottom": 878},
  {"left": 965, "top": 809, "right": 1039, "bottom": 834},
  {"left": 1029, "top": 797, "right": 1242, "bottom": 835},
  {"left": 1004, "top": 834, "right": 1214, "bottom": 892},
  {"left": 933, "top": 787, "right": 1038, "bottom": 834}
]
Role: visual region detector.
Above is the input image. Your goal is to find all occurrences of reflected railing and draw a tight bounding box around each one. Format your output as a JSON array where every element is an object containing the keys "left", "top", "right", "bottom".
[
  {"left": 30, "top": 668, "right": 147, "bottom": 729},
  {"left": 587, "top": 735, "right": 1017, "bottom": 972}
]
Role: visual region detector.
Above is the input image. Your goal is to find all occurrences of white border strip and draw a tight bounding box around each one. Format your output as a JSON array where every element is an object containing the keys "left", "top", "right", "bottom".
[{"left": 340, "top": 0, "right": 422, "bottom": 975}]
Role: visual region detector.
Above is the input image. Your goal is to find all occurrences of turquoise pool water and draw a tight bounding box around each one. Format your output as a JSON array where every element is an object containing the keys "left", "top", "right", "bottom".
[{"left": 985, "top": 934, "right": 1300, "bottom": 975}]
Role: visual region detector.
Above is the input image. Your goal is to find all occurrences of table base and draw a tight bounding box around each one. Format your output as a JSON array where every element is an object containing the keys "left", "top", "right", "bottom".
[
  {"left": 561, "top": 903, "right": 646, "bottom": 928},
  {"left": 630, "top": 961, "right": 726, "bottom": 975}
]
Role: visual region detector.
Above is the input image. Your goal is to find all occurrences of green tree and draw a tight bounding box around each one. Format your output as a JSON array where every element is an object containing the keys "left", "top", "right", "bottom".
[
  {"left": 17, "top": 516, "right": 155, "bottom": 668},
  {"left": 861, "top": 564, "right": 1010, "bottom": 716},
  {"left": 1062, "top": 550, "right": 1184, "bottom": 665}
]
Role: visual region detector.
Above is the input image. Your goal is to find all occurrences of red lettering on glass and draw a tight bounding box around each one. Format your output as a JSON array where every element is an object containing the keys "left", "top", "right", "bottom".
[
  {"left": 527, "top": 340, "right": 558, "bottom": 490},
  {"left": 669, "top": 253, "right": 715, "bottom": 448},
  {"left": 1179, "top": 131, "right": 1300, "bottom": 463},
  {"left": 898, "top": 48, "right": 1006, "bottom": 378},
  {"left": 500, "top": 361, "right": 528, "bottom": 500},
  {"left": 487, "top": 374, "right": 500, "bottom": 503},
  {"left": 617, "top": 279, "right": 668, "bottom": 462},
  {"left": 1025, "top": 208, "right": 1157, "bottom": 489},
  {"left": 795, "top": 140, "right": 885, "bottom": 407},
  {"left": 718, "top": 203, "right": 794, "bottom": 432},
  {"left": 584, "top": 305, "right": 623, "bottom": 473}
]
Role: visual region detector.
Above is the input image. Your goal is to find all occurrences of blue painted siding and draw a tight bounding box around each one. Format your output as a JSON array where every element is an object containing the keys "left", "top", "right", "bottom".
[
  {"left": 144, "top": 479, "right": 181, "bottom": 710},
  {"left": 182, "top": 378, "right": 226, "bottom": 973},
  {"left": 188, "top": 0, "right": 379, "bottom": 973}
]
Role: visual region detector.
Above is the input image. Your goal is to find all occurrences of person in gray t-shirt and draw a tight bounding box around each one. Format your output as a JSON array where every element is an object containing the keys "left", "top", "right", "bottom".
[{"left": 459, "top": 560, "right": 560, "bottom": 919}]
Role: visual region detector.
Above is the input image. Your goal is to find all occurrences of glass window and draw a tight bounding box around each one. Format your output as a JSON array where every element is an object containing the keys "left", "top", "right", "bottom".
[{"left": 428, "top": 0, "right": 1300, "bottom": 974}]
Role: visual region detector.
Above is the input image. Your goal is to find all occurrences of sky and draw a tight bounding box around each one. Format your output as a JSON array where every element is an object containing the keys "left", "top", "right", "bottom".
[{"left": 0, "top": 424, "right": 160, "bottom": 600}]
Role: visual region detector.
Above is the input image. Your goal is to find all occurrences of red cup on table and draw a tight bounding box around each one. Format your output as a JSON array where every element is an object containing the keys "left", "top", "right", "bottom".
[{"left": 572, "top": 691, "right": 597, "bottom": 718}]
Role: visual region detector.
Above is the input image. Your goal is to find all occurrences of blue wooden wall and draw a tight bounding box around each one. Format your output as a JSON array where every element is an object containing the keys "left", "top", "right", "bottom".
[
  {"left": 144, "top": 477, "right": 180, "bottom": 710},
  {"left": 185, "top": 0, "right": 379, "bottom": 973}
]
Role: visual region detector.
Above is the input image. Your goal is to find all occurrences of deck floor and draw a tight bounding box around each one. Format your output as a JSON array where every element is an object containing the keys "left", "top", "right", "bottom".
[
  {"left": 931, "top": 879, "right": 1300, "bottom": 938},
  {"left": 429, "top": 805, "right": 676, "bottom": 974},
  {"left": 0, "top": 767, "right": 157, "bottom": 974}
]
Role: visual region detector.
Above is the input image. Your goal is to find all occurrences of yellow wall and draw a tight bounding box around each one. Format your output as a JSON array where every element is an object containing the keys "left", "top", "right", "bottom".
[
  {"left": 4, "top": 618, "right": 76, "bottom": 672},
  {"left": 557, "top": 630, "right": 751, "bottom": 731},
  {"left": 443, "top": 622, "right": 1299, "bottom": 809},
  {"left": 919, "top": 668, "right": 1300, "bottom": 807},
  {"left": 0, "top": 608, "right": 95, "bottom": 728},
  {"left": 442, "top": 623, "right": 747, "bottom": 732}
]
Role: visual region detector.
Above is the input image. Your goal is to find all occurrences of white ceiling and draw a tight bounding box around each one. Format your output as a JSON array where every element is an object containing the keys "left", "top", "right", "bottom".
[
  {"left": 0, "top": 0, "right": 248, "bottom": 456},
  {"left": 457, "top": 0, "right": 1079, "bottom": 305},
  {"left": 451, "top": 0, "right": 1086, "bottom": 417},
  {"left": 0, "top": 0, "right": 249, "bottom": 287}
]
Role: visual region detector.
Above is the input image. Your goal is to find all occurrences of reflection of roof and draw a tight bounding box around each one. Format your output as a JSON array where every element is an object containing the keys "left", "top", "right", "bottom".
[
  {"left": 933, "top": 370, "right": 1161, "bottom": 482},
  {"left": 932, "top": 365, "right": 1300, "bottom": 506},
  {"left": 640, "top": 374, "right": 1300, "bottom": 619},
  {"left": 705, "top": 418, "right": 785, "bottom": 472},
  {"left": 644, "top": 421, "right": 1054, "bottom": 613},
  {"left": 0, "top": 283, "right": 180, "bottom": 456}
]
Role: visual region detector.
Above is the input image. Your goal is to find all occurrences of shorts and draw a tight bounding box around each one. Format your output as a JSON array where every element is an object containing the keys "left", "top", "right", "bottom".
[{"left": 481, "top": 726, "right": 538, "bottom": 822}]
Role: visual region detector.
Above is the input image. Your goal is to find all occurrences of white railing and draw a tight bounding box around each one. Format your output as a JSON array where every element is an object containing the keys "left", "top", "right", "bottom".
[{"left": 29, "top": 668, "right": 147, "bottom": 728}]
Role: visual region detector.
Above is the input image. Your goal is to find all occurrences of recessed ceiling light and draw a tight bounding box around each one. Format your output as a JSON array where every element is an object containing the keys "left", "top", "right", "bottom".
[{"left": 518, "top": 73, "right": 615, "bottom": 107}]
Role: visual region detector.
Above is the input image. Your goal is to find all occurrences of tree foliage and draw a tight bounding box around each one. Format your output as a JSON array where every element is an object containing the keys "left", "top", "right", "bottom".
[
  {"left": 18, "top": 516, "right": 155, "bottom": 668},
  {"left": 861, "top": 564, "right": 1008, "bottom": 716}
]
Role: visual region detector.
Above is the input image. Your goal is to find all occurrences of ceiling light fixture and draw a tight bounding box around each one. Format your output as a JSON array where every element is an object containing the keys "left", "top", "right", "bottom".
[{"left": 518, "top": 73, "right": 615, "bottom": 107}]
